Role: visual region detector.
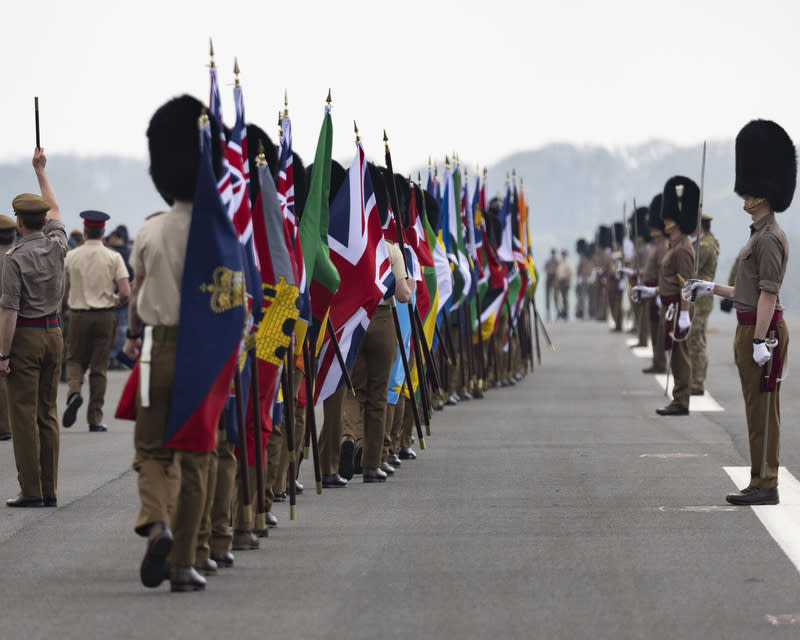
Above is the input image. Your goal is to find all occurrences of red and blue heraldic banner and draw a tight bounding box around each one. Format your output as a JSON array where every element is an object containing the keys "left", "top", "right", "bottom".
[{"left": 164, "top": 119, "right": 246, "bottom": 452}]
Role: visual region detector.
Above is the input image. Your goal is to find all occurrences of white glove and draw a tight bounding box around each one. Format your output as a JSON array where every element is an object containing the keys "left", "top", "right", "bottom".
[
  {"left": 753, "top": 341, "right": 771, "bottom": 366},
  {"left": 678, "top": 310, "right": 691, "bottom": 332},
  {"left": 656, "top": 296, "right": 662, "bottom": 309},
  {"left": 618, "top": 278, "right": 626, "bottom": 291},
  {"left": 681, "top": 279, "right": 715, "bottom": 301},
  {"left": 620, "top": 266, "right": 635, "bottom": 277},
  {"left": 632, "top": 285, "right": 656, "bottom": 302},
  {"left": 577, "top": 276, "right": 584, "bottom": 286}
]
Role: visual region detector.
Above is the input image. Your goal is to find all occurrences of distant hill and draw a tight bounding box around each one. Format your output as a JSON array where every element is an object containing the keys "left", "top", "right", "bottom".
[{"left": 1, "top": 140, "right": 797, "bottom": 306}]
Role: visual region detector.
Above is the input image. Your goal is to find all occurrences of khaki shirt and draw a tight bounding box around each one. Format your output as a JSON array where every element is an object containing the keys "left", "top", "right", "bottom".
[
  {"left": 0, "top": 242, "right": 13, "bottom": 286},
  {"left": 0, "top": 219, "right": 67, "bottom": 317},
  {"left": 556, "top": 258, "right": 572, "bottom": 283},
  {"left": 379, "top": 241, "right": 409, "bottom": 306},
  {"left": 577, "top": 255, "right": 593, "bottom": 280},
  {"left": 643, "top": 236, "right": 668, "bottom": 284},
  {"left": 130, "top": 202, "right": 191, "bottom": 327},
  {"left": 545, "top": 256, "right": 558, "bottom": 278},
  {"left": 65, "top": 240, "right": 129, "bottom": 310},
  {"left": 658, "top": 234, "right": 694, "bottom": 297},
  {"left": 695, "top": 231, "right": 720, "bottom": 314},
  {"left": 733, "top": 213, "right": 788, "bottom": 313}
]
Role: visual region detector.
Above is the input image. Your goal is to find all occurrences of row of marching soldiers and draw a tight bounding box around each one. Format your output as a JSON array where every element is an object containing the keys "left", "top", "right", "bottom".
[
  {"left": 573, "top": 120, "right": 796, "bottom": 509},
  {"left": 91, "top": 64, "right": 539, "bottom": 591}
]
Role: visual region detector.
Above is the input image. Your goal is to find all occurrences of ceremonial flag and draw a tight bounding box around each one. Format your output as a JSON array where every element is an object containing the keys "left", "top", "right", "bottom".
[
  {"left": 442, "top": 168, "right": 465, "bottom": 309},
  {"left": 299, "top": 105, "right": 340, "bottom": 354},
  {"left": 497, "top": 183, "right": 514, "bottom": 263},
  {"left": 386, "top": 297, "right": 413, "bottom": 405},
  {"left": 164, "top": 118, "right": 246, "bottom": 451},
  {"left": 314, "top": 142, "right": 393, "bottom": 403},
  {"left": 278, "top": 115, "right": 311, "bottom": 351}
]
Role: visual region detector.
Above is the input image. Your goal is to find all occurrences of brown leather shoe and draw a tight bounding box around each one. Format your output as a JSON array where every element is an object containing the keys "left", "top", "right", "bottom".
[
  {"left": 140, "top": 522, "right": 173, "bottom": 588},
  {"left": 170, "top": 566, "right": 207, "bottom": 592},
  {"left": 656, "top": 404, "right": 689, "bottom": 416}
]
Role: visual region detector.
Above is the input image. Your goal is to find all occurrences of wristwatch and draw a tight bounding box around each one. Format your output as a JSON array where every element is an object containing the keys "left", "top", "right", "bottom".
[
  {"left": 753, "top": 338, "right": 766, "bottom": 344},
  {"left": 0, "top": 354, "right": 10, "bottom": 361},
  {"left": 126, "top": 328, "right": 142, "bottom": 340}
]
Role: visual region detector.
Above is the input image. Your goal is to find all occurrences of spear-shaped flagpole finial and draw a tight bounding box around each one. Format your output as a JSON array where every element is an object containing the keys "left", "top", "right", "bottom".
[
  {"left": 483, "top": 166, "right": 488, "bottom": 179},
  {"left": 233, "top": 57, "right": 240, "bottom": 88},
  {"left": 505, "top": 172, "right": 510, "bottom": 186},
  {"left": 283, "top": 89, "right": 289, "bottom": 118},
  {"left": 418, "top": 171, "right": 422, "bottom": 184},
  {"left": 326, "top": 88, "right": 332, "bottom": 106},
  {"left": 383, "top": 129, "right": 389, "bottom": 153},
  {"left": 445, "top": 155, "right": 450, "bottom": 168},
  {"left": 199, "top": 107, "right": 209, "bottom": 130},
  {"left": 354, "top": 120, "right": 360, "bottom": 143},
  {"left": 434, "top": 162, "right": 438, "bottom": 179},
  {"left": 209, "top": 38, "right": 215, "bottom": 68},
  {"left": 428, "top": 155, "right": 432, "bottom": 171},
  {"left": 512, "top": 169, "right": 517, "bottom": 185}
]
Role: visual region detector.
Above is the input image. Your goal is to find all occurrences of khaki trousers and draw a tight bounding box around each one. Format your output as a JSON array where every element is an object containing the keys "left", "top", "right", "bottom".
[
  {"left": 210, "top": 433, "right": 236, "bottom": 555},
  {"left": 662, "top": 307, "right": 691, "bottom": 409},
  {"left": 8, "top": 325, "right": 62, "bottom": 497},
  {"left": 132, "top": 334, "right": 211, "bottom": 567},
  {"left": 66, "top": 310, "right": 117, "bottom": 425},
  {"left": 650, "top": 305, "right": 666, "bottom": 370},
  {"left": 233, "top": 463, "right": 261, "bottom": 532},
  {"left": 341, "top": 307, "right": 396, "bottom": 470},
  {"left": 689, "top": 311, "right": 709, "bottom": 392},
  {"left": 0, "top": 376, "right": 10, "bottom": 433},
  {"left": 319, "top": 386, "right": 346, "bottom": 476},
  {"left": 734, "top": 319, "right": 788, "bottom": 489}
]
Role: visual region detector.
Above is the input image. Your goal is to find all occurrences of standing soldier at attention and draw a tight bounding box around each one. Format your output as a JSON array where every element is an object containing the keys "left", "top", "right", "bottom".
[
  {"left": 685, "top": 120, "right": 795, "bottom": 505},
  {"left": 574, "top": 239, "right": 590, "bottom": 319},
  {"left": 641, "top": 194, "right": 669, "bottom": 374},
  {"left": 544, "top": 248, "right": 558, "bottom": 321},
  {"left": 633, "top": 176, "right": 698, "bottom": 416},
  {"left": 0, "top": 148, "right": 67, "bottom": 507},
  {"left": 0, "top": 215, "right": 17, "bottom": 442},
  {"left": 687, "top": 214, "right": 719, "bottom": 396},
  {"left": 62, "top": 210, "right": 130, "bottom": 432}
]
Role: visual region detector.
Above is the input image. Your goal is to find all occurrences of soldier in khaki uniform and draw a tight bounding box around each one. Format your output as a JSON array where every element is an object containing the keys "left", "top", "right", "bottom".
[
  {"left": 574, "top": 239, "right": 591, "bottom": 319},
  {"left": 0, "top": 149, "right": 67, "bottom": 508},
  {"left": 686, "top": 120, "right": 795, "bottom": 505},
  {"left": 629, "top": 207, "right": 651, "bottom": 348},
  {"left": 634, "top": 176, "right": 698, "bottom": 416},
  {"left": 641, "top": 195, "right": 669, "bottom": 374},
  {"left": 0, "top": 215, "right": 17, "bottom": 442},
  {"left": 62, "top": 210, "right": 130, "bottom": 432},
  {"left": 593, "top": 226, "right": 614, "bottom": 322},
  {"left": 687, "top": 215, "right": 719, "bottom": 395},
  {"left": 340, "top": 238, "right": 413, "bottom": 483},
  {"left": 123, "top": 95, "right": 223, "bottom": 592}
]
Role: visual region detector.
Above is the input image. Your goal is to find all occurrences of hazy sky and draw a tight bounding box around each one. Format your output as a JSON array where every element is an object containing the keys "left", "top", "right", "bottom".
[{"left": 4, "top": 0, "right": 799, "bottom": 176}]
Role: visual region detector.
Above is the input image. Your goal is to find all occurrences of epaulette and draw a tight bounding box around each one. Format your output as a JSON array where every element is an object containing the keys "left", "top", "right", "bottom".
[
  {"left": 145, "top": 210, "right": 167, "bottom": 221},
  {"left": 6, "top": 246, "right": 15, "bottom": 256}
]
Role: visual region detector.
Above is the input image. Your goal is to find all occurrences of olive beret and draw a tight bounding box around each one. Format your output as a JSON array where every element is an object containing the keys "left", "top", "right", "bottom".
[{"left": 12, "top": 193, "right": 50, "bottom": 216}]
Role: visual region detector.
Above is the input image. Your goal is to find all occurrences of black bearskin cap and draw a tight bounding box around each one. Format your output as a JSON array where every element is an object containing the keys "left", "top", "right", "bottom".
[
  {"left": 735, "top": 119, "right": 797, "bottom": 212},
  {"left": 576, "top": 238, "right": 587, "bottom": 255},
  {"left": 597, "top": 225, "right": 612, "bottom": 249},
  {"left": 329, "top": 160, "right": 347, "bottom": 206},
  {"left": 648, "top": 194, "right": 664, "bottom": 232},
  {"left": 393, "top": 173, "right": 411, "bottom": 228},
  {"left": 587, "top": 242, "right": 596, "bottom": 257},
  {"left": 413, "top": 183, "right": 424, "bottom": 222},
  {"left": 147, "top": 94, "right": 223, "bottom": 204},
  {"left": 367, "top": 162, "right": 389, "bottom": 226},
  {"left": 661, "top": 176, "right": 699, "bottom": 234},
  {"left": 245, "top": 123, "right": 278, "bottom": 206},
  {"left": 629, "top": 206, "right": 650, "bottom": 242},
  {"left": 292, "top": 152, "right": 307, "bottom": 220},
  {"left": 613, "top": 222, "right": 624, "bottom": 246},
  {"left": 423, "top": 190, "right": 440, "bottom": 231}
]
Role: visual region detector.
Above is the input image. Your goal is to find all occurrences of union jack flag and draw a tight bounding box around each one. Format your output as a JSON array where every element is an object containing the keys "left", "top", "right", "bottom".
[{"left": 314, "top": 142, "right": 393, "bottom": 403}]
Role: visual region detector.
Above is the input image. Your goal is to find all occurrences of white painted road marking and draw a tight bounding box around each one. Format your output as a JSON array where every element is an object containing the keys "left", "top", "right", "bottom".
[
  {"left": 654, "top": 374, "right": 724, "bottom": 412},
  {"left": 640, "top": 453, "right": 709, "bottom": 459},
  {"left": 724, "top": 466, "right": 800, "bottom": 575}
]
